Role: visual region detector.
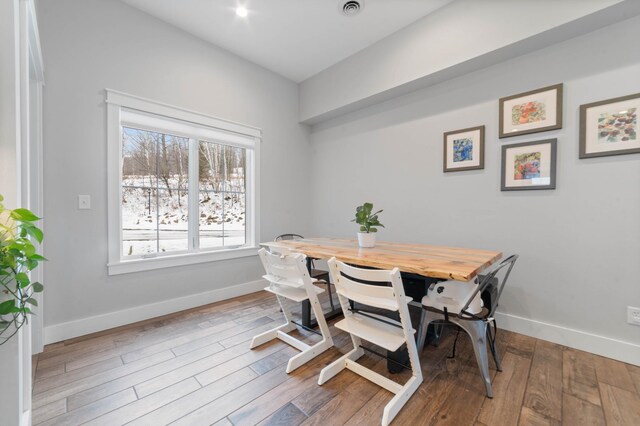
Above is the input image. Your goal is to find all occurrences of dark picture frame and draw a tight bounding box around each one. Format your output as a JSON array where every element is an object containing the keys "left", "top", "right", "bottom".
[
  {"left": 499, "top": 84, "right": 563, "bottom": 138},
  {"left": 579, "top": 92, "right": 640, "bottom": 158},
  {"left": 501, "top": 139, "right": 557, "bottom": 191},
  {"left": 443, "top": 125, "right": 485, "bottom": 172}
]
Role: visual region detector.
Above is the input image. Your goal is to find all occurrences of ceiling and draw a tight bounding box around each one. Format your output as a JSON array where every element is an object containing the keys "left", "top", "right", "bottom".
[{"left": 120, "top": 0, "right": 454, "bottom": 82}]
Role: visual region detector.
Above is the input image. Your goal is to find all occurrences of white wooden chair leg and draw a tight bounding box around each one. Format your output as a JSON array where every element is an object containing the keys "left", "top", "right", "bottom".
[
  {"left": 250, "top": 322, "right": 296, "bottom": 349},
  {"left": 381, "top": 376, "right": 422, "bottom": 426},
  {"left": 254, "top": 250, "right": 337, "bottom": 374},
  {"left": 250, "top": 294, "right": 296, "bottom": 349},
  {"left": 307, "top": 283, "right": 333, "bottom": 347},
  {"left": 286, "top": 338, "right": 334, "bottom": 373},
  {"left": 318, "top": 346, "right": 364, "bottom": 385}
]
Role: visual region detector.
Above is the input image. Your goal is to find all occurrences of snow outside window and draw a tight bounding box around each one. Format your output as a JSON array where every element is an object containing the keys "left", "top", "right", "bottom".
[{"left": 106, "top": 90, "right": 260, "bottom": 275}]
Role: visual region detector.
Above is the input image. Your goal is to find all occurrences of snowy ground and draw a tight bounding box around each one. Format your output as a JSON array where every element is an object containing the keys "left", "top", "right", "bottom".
[{"left": 122, "top": 176, "right": 245, "bottom": 256}]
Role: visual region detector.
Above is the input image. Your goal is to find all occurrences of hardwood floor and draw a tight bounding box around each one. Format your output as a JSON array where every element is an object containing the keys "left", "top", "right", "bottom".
[{"left": 32, "top": 291, "right": 640, "bottom": 425}]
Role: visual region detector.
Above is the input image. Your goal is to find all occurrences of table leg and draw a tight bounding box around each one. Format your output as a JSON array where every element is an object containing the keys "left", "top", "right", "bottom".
[
  {"left": 301, "top": 300, "right": 344, "bottom": 328},
  {"left": 301, "top": 299, "right": 312, "bottom": 327}
]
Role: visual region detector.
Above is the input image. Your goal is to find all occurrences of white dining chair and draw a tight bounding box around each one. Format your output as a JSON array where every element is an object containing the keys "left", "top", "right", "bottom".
[
  {"left": 416, "top": 254, "right": 518, "bottom": 398},
  {"left": 250, "top": 248, "right": 334, "bottom": 373},
  {"left": 318, "top": 258, "right": 422, "bottom": 426},
  {"left": 273, "top": 233, "right": 335, "bottom": 310}
]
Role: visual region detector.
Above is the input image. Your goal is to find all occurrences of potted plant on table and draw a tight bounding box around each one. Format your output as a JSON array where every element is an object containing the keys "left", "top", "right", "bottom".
[
  {"left": 352, "top": 202, "right": 384, "bottom": 248},
  {"left": 0, "top": 194, "right": 45, "bottom": 345}
]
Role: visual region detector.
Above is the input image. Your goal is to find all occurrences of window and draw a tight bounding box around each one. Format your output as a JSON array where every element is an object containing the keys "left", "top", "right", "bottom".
[{"left": 107, "top": 90, "right": 260, "bottom": 275}]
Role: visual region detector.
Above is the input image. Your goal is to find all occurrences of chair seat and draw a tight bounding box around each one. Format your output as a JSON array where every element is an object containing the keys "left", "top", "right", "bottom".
[
  {"left": 263, "top": 274, "right": 304, "bottom": 288},
  {"left": 334, "top": 312, "right": 415, "bottom": 352},
  {"left": 264, "top": 283, "right": 325, "bottom": 303},
  {"left": 422, "top": 280, "right": 483, "bottom": 315},
  {"left": 422, "top": 304, "right": 490, "bottom": 320}
]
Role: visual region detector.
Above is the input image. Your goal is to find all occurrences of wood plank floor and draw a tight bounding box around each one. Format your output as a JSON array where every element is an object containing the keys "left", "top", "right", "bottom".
[{"left": 32, "top": 291, "right": 640, "bottom": 425}]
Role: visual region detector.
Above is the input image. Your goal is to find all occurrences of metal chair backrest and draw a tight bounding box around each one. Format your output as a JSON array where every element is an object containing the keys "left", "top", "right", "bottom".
[
  {"left": 460, "top": 254, "right": 518, "bottom": 319},
  {"left": 275, "top": 233, "right": 304, "bottom": 241}
]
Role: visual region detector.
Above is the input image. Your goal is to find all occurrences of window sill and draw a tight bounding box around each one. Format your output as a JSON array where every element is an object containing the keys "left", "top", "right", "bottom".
[{"left": 107, "top": 246, "right": 260, "bottom": 276}]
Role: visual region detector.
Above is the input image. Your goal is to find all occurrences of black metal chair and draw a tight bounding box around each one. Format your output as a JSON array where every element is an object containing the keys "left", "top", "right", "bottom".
[
  {"left": 416, "top": 254, "right": 519, "bottom": 398},
  {"left": 274, "top": 234, "right": 335, "bottom": 310}
]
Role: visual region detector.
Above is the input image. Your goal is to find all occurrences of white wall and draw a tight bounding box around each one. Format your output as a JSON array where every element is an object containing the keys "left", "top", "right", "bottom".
[
  {"left": 299, "top": 0, "right": 638, "bottom": 124},
  {"left": 37, "top": 0, "right": 312, "bottom": 340},
  {"left": 308, "top": 16, "right": 640, "bottom": 364}
]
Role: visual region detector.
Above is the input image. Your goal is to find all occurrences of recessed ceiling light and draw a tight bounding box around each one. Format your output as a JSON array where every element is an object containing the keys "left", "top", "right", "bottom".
[{"left": 236, "top": 6, "right": 248, "bottom": 18}]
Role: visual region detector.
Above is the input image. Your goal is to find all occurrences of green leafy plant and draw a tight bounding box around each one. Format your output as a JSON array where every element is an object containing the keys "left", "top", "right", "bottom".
[
  {"left": 352, "top": 202, "right": 384, "bottom": 233},
  {"left": 0, "top": 194, "right": 45, "bottom": 345}
]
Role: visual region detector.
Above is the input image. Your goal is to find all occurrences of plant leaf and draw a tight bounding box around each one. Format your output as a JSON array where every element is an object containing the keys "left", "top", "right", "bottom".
[
  {"left": 25, "top": 225, "right": 44, "bottom": 243},
  {"left": 31, "top": 282, "right": 44, "bottom": 293},
  {"left": 0, "top": 300, "right": 15, "bottom": 315},
  {"left": 11, "top": 209, "right": 39, "bottom": 222},
  {"left": 15, "top": 272, "right": 30, "bottom": 287}
]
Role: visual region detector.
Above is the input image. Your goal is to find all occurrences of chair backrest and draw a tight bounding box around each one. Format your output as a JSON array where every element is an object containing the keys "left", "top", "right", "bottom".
[
  {"left": 328, "top": 258, "right": 406, "bottom": 312},
  {"left": 274, "top": 233, "right": 304, "bottom": 241},
  {"left": 258, "top": 248, "right": 309, "bottom": 288},
  {"left": 461, "top": 254, "right": 518, "bottom": 318}
]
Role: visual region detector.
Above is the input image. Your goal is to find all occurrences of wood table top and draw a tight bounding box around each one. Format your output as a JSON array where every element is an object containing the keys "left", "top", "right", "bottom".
[{"left": 261, "top": 238, "right": 502, "bottom": 282}]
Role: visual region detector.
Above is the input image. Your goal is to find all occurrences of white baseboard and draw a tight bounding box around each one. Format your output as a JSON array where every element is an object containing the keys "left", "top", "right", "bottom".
[
  {"left": 43, "top": 283, "right": 639, "bottom": 366},
  {"left": 495, "top": 311, "right": 640, "bottom": 366},
  {"left": 21, "top": 410, "right": 31, "bottom": 426},
  {"left": 43, "top": 279, "right": 266, "bottom": 345}
]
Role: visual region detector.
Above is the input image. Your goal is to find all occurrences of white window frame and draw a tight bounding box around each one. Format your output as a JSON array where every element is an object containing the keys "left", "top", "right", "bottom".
[{"left": 106, "top": 89, "right": 261, "bottom": 275}]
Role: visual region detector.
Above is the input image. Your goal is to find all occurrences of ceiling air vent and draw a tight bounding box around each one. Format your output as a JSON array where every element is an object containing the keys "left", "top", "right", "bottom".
[{"left": 341, "top": 1, "right": 364, "bottom": 17}]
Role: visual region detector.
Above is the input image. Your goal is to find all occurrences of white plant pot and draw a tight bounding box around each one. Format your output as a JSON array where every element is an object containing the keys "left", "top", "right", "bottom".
[{"left": 357, "top": 232, "right": 376, "bottom": 248}]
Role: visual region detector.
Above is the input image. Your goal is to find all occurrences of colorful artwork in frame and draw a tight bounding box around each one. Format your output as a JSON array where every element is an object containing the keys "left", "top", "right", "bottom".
[
  {"left": 579, "top": 93, "right": 640, "bottom": 158},
  {"left": 501, "top": 139, "right": 556, "bottom": 191},
  {"left": 499, "top": 84, "right": 563, "bottom": 138},
  {"left": 443, "top": 125, "right": 484, "bottom": 172}
]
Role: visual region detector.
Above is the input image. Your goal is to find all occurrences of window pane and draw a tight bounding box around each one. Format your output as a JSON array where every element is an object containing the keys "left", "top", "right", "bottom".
[
  {"left": 123, "top": 127, "right": 160, "bottom": 257},
  {"left": 122, "top": 127, "right": 189, "bottom": 256},
  {"left": 123, "top": 127, "right": 159, "bottom": 183},
  {"left": 198, "top": 141, "right": 246, "bottom": 249},
  {"left": 199, "top": 191, "right": 224, "bottom": 249},
  {"left": 157, "top": 134, "right": 189, "bottom": 191},
  {"left": 158, "top": 188, "right": 189, "bottom": 253},
  {"left": 122, "top": 186, "right": 158, "bottom": 256},
  {"left": 224, "top": 192, "right": 246, "bottom": 246},
  {"left": 198, "top": 141, "right": 224, "bottom": 192},
  {"left": 224, "top": 146, "right": 246, "bottom": 193}
]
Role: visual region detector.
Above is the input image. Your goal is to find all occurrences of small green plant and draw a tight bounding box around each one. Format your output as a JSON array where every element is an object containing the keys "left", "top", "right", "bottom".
[
  {"left": 0, "top": 194, "right": 45, "bottom": 345},
  {"left": 352, "top": 202, "right": 384, "bottom": 233}
]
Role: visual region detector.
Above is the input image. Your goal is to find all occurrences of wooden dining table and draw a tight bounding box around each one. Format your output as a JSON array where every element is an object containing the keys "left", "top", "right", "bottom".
[{"left": 261, "top": 237, "right": 503, "bottom": 327}]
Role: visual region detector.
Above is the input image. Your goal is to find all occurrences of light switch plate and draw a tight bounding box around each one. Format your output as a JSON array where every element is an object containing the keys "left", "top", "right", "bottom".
[
  {"left": 78, "top": 195, "right": 91, "bottom": 210},
  {"left": 628, "top": 306, "right": 640, "bottom": 326}
]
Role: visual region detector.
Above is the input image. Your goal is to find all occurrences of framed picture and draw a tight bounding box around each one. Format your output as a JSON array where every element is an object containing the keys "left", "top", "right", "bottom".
[
  {"left": 501, "top": 139, "right": 557, "bottom": 191},
  {"left": 579, "top": 93, "right": 640, "bottom": 158},
  {"left": 499, "top": 84, "right": 563, "bottom": 138},
  {"left": 443, "top": 125, "right": 485, "bottom": 172}
]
